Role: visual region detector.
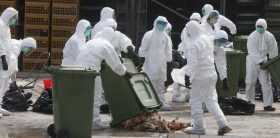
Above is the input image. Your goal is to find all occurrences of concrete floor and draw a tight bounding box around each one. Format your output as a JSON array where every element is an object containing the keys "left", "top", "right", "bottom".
[{"left": 0, "top": 74, "right": 280, "bottom": 138}]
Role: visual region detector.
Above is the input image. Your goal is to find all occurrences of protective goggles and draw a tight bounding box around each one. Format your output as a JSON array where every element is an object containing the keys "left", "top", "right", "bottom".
[
  {"left": 157, "top": 20, "right": 167, "bottom": 26},
  {"left": 217, "top": 38, "right": 228, "bottom": 43},
  {"left": 86, "top": 25, "right": 93, "bottom": 31}
]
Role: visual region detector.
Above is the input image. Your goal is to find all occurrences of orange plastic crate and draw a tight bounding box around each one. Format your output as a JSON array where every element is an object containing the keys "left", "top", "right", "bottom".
[
  {"left": 51, "top": 59, "right": 62, "bottom": 66},
  {"left": 24, "top": 25, "right": 49, "bottom": 37},
  {"left": 36, "top": 38, "right": 49, "bottom": 49},
  {"left": 25, "top": 15, "right": 49, "bottom": 26},
  {"left": 25, "top": 3, "right": 49, "bottom": 15},
  {"left": 52, "top": 16, "right": 77, "bottom": 27},
  {"left": 0, "top": 1, "right": 16, "bottom": 12},
  {"left": 52, "top": 29, "right": 74, "bottom": 38},
  {"left": 52, "top": 6, "right": 77, "bottom": 15},
  {"left": 53, "top": 0, "right": 77, "bottom": 4},
  {"left": 52, "top": 39, "right": 67, "bottom": 49},
  {"left": 25, "top": 0, "right": 50, "bottom": 3},
  {"left": 23, "top": 62, "right": 47, "bottom": 71},
  {"left": 51, "top": 52, "right": 63, "bottom": 60}
]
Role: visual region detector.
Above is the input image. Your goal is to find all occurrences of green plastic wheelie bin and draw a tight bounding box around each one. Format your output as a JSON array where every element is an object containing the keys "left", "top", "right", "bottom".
[
  {"left": 261, "top": 55, "right": 280, "bottom": 88},
  {"left": 100, "top": 59, "right": 161, "bottom": 127},
  {"left": 233, "top": 35, "right": 248, "bottom": 83},
  {"left": 45, "top": 67, "right": 99, "bottom": 138},
  {"left": 216, "top": 50, "right": 244, "bottom": 98}
]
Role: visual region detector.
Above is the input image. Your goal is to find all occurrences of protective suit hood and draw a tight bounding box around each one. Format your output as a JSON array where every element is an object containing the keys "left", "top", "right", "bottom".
[
  {"left": 203, "top": 4, "right": 214, "bottom": 16},
  {"left": 103, "top": 18, "right": 117, "bottom": 30},
  {"left": 165, "top": 22, "right": 172, "bottom": 34},
  {"left": 215, "top": 30, "right": 228, "bottom": 40},
  {"left": 166, "top": 22, "right": 172, "bottom": 31},
  {"left": 256, "top": 18, "right": 267, "bottom": 30},
  {"left": 153, "top": 16, "right": 168, "bottom": 31},
  {"left": 75, "top": 19, "right": 91, "bottom": 37},
  {"left": 190, "top": 12, "right": 201, "bottom": 23},
  {"left": 94, "top": 27, "right": 115, "bottom": 42},
  {"left": 185, "top": 21, "right": 202, "bottom": 39},
  {"left": 21, "top": 37, "right": 37, "bottom": 49},
  {"left": 0, "top": 7, "right": 18, "bottom": 25},
  {"left": 208, "top": 10, "right": 219, "bottom": 20},
  {"left": 100, "top": 7, "right": 115, "bottom": 20}
]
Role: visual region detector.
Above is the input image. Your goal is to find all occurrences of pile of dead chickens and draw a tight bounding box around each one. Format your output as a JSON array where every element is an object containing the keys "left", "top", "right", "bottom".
[{"left": 121, "top": 112, "right": 191, "bottom": 133}]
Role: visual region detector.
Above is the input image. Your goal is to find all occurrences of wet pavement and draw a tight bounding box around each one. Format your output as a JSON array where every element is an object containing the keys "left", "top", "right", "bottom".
[{"left": 0, "top": 73, "right": 280, "bottom": 138}]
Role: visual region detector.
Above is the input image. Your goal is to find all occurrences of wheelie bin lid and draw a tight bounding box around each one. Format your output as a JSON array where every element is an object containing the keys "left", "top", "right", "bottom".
[
  {"left": 44, "top": 66, "right": 100, "bottom": 76},
  {"left": 234, "top": 35, "right": 248, "bottom": 40},
  {"left": 129, "top": 73, "right": 161, "bottom": 109},
  {"left": 225, "top": 49, "right": 245, "bottom": 55},
  {"left": 261, "top": 55, "right": 280, "bottom": 69}
]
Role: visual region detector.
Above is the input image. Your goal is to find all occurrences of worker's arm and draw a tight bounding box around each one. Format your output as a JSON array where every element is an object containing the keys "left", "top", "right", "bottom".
[
  {"left": 115, "top": 31, "right": 134, "bottom": 53},
  {"left": 0, "top": 38, "right": 6, "bottom": 57},
  {"left": 103, "top": 42, "right": 127, "bottom": 76},
  {"left": 138, "top": 32, "right": 152, "bottom": 58},
  {"left": 165, "top": 35, "right": 173, "bottom": 62},
  {"left": 219, "top": 15, "right": 237, "bottom": 35},
  {"left": 267, "top": 33, "right": 278, "bottom": 59}
]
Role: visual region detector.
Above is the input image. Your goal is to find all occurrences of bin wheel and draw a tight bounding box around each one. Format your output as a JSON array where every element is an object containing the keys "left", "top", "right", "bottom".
[
  {"left": 47, "top": 124, "right": 56, "bottom": 137},
  {"left": 57, "top": 129, "right": 69, "bottom": 138}
]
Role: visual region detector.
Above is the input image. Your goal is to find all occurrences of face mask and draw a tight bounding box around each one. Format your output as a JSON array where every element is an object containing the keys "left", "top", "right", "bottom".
[
  {"left": 202, "top": 11, "right": 206, "bottom": 16},
  {"left": 210, "top": 18, "right": 218, "bottom": 24},
  {"left": 157, "top": 24, "right": 166, "bottom": 31},
  {"left": 256, "top": 27, "right": 265, "bottom": 34},
  {"left": 9, "top": 18, "right": 17, "bottom": 26},
  {"left": 22, "top": 47, "right": 30, "bottom": 55},
  {"left": 84, "top": 30, "right": 91, "bottom": 37},
  {"left": 156, "top": 20, "right": 167, "bottom": 32},
  {"left": 84, "top": 26, "right": 93, "bottom": 37},
  {"left": 215, "top": 42, "right": 224, "bottom": 48},
  {"left": 215, "top": 38, "right": 227, "bottom": 48}
]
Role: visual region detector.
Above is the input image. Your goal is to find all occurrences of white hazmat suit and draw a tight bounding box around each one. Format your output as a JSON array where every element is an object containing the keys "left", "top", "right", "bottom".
[
  {"left": 201, "top": 10, "right": 228, "bottom": 81},
  {"left": 183, "top": 21, "right": 230, "bottom": 135},
  {"left": 139, "top": 16, "right": 172, "bottom": 111},
  {"left": 10, "top": 38, "right": 37, "bottom": 82},
  {"left": 91, "top": 7, "right": 115, "bottom": 38},
  {"left": 165, "top": 22, "right": 185, "bottom": 103},
  {"left": 174, "top": 13, "right": 202, "bottom": 103},
  {"left": 0, "top": 7, "right": 18, "bottom": 117},
  {"left": 75, "top": 27, "right": 127, "bottom": 129},
  {"left": 246, "top": 19, "right": 278, "bottom": 109},
  {"left": 180, "top": 13, "right": 201, "bottom": 44},
  {"left": 201, "top": 4, "right": 237, "bottom": 35},
  {"left": 92, "top": 8, "right": 136, "bottom": 57},
  {"left": 61, "top": 19, "right": 91, "bottom": 66}
]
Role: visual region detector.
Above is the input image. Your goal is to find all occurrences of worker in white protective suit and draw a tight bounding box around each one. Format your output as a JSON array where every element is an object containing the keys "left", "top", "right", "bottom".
[
  {"left": 164, "top": 22, "right": 186, "bottom": 103},
  {"left": 106, "top": 19, "right": 135, "bottom": 58},
  {"left": 201, "top": 10, "right": 230, "bottom": 91},
  {"left": 201, "top": 4, "right": 236, "bottom": 35},
  {"left": 0, "top": 7, "right": 18, "bottom": 117},
  {"left": 10, "top": 37, "right": 37, "bottom": 82},
  {"left": 183, "top": 21, "right": 232, "bottom": 135},
  {"left": 92, "top": 11, "right": 136, "bottom": 59},
  {"left": 138, "top": 16, "right": 173, "bottom": 111},
  {"left": 246, "top": 19, "right": 278, "bottom": 111},
  {"left": 91, "top": 7, "right": 116, "bottom": 38},
  {"left": 75, "top": 27, "right": 132, "bottom": 129},
  {"left": 180, "top": 12, "right": 202, "bottom": 44},
  {"left": 61, "top": 19, "right": 92, "bottom": 66},
  {"left": 173, "top": 13, "right": 202, "bottom": 103}
]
